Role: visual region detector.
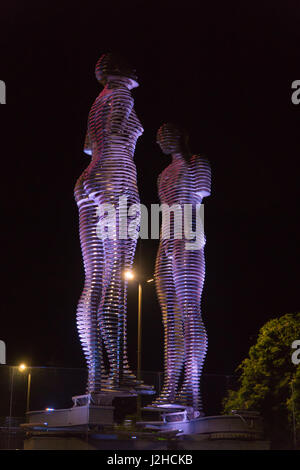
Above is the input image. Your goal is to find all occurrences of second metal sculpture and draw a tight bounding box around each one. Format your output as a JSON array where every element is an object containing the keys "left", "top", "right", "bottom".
[{"left": 153, "top": 123, "right": 211, "bottom": 416}]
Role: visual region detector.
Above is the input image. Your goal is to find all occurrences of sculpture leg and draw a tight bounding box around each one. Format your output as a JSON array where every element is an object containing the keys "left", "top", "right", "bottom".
[
  {"left": 180, "top": 313, "right": 207, "bottom": 413},
  {"left": 97, "top": 207, "right": 138, "bottom": 389},
  {"left": 97, "top": 238, "right": 123, "bottom": 389},
  {"left": 121, "top": 235, "right": 138, "bottom": 384},
  {"left": 76, "top": 200, "right": 104, "bottom": 393},
  {"left": 153, "top": 242, "right": 184, "bottom": 404},
  {"left": 120, "top": 198, "right": 140, "bottom": 383},
  {"left": 172, "top": 242, "right": 207, "bottom": 413}
]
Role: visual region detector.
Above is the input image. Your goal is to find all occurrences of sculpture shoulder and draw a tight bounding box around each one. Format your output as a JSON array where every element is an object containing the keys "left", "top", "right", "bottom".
[
  {"left": 90, "top": 87, "right": 134, "bottom": 113},
  {"left": 105, "top": 85, "right": 134, "bottom": 107}
]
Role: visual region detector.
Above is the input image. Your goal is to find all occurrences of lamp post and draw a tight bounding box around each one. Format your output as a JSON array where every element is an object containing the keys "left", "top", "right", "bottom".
[
  {"left": 124, "top": 271, "right": 154, "bottom": 383},
  {"left": 124, "top": 271, "right": 154, "bottom": 417},
  {"left": 137, "top": 282, "right": 142, "bottom": 384},
  {"left": 9, "top": 367, "right": 15, "bottom": 423},
  {"left": 18, "top": 364, "right": 31, "bottom": 414}
]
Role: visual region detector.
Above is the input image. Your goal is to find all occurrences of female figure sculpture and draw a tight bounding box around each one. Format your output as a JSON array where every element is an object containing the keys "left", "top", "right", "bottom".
[
  {"left": 154, "top": 123, "right": 211, "bottom": 416},
  {"left": 74, "top": 53, "right": 143, "bottom": 393}
]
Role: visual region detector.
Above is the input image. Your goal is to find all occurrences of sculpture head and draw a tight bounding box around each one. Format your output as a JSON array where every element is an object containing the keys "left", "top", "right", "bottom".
[
  {"left": 95, "top": 53, "right": 139, "bottom": 89},
  {"left": 156, "top": 123, "right": 190, "bottom": 156}
]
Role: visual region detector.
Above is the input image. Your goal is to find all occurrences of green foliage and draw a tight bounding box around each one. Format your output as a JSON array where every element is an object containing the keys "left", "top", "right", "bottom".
[
  {"left": 223, "top": 313, "right": 300, "bottom": 446},
  {"left": 287, "top": 366, "right": 300, "bottom": 434}
]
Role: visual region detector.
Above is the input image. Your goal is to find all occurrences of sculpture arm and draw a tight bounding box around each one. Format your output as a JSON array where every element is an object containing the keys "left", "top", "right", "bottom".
[
  {"left": 193, "top": 156, "right": 211, "bottom": 198},
  {"left": 83, "top": 131, "right": 92, "bottom": 156},
  {"left": 157, "top": 172, "right": 163, "bottom": 201}
]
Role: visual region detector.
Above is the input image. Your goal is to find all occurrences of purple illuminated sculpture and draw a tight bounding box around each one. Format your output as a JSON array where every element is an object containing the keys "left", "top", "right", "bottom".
[
  {"left": 74, "top": 54, "right": 143, "bottom": 393},
  {"left": 153, "top": 123, "right": 211, "bottom": 415}
]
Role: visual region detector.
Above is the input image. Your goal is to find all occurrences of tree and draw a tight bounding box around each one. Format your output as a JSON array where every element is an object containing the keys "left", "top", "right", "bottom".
[{"left": 223, "top": 313, "right": 300, "bottom": 448}]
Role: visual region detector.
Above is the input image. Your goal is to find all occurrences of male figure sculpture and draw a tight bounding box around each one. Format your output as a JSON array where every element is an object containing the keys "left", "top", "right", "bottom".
[
  {"left": 154, "top": 123, "right": 211, "bottom": 416},
  {"left": 74, "top": 53, "right": 143, "bottom": 393}
]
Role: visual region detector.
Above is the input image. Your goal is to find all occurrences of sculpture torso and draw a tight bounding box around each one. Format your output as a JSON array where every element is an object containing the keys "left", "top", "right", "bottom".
[
  {"left": 75, "top": 82, "right": 143, "bottom": 205},
  {"left": 158, "top": 155, "right": 211, "bottom": 205},
  {"left": 158, "top": 155, "right": 211, "bottom": 248}
]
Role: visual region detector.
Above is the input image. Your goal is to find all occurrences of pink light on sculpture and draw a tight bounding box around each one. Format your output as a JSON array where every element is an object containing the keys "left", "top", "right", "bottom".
[
  {"left": 74, "top": 53, "right": 143, "bottom": 393},
  {"left": 153, "top": 123, "right": 211, "bottom": 415}
]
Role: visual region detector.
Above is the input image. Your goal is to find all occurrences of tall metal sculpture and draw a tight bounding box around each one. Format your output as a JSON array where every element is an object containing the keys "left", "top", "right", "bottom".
[
  {"left": 154, "top": 123, "right": 211, "bottom": 416},
  {"left": 74, "top": 53, "right": 143, "bottom": 393}
]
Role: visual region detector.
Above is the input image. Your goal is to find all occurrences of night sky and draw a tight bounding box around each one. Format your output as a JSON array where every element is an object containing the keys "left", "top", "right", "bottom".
[{"left": 1, "top": 1, "right": 299, "bottom": 377}]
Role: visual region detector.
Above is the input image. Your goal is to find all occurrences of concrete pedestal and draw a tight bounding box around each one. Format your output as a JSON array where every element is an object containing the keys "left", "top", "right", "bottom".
[
  {"left": 137, "top": 406, "right": 264, "bottom": 438},
  {"left": 25, "top": 404, "right": 114, "bottom": 428},
  {"left": 23, "top": 390, "right": 138, "bottom": 430}
]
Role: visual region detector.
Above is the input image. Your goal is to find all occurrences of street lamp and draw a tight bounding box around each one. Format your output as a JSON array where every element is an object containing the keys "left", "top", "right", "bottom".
[
  {"left": 124, "top": 270, "right": 154, "bottom": 418},
  {"left": 8, "top": 363, "right": 32, "bottom": 436},
  {"left": 124, "top": 270, "right": 154, "bottom": 384},
  {"left": 18, "top": 363, "right": 31, "bottom": 414}
]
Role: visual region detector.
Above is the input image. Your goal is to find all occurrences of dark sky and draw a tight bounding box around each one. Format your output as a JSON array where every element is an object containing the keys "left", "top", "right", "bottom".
[{"left": 0, "top": 1, "right": 299, "bottom": 376}]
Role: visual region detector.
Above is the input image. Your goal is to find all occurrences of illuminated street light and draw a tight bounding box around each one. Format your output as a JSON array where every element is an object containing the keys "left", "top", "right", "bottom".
[
  {"left": 124, "top": 270, "right": 135, "bottom": 281},
  {"left": 18, "top": 363, "right": 31, "bottom": 414}
]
